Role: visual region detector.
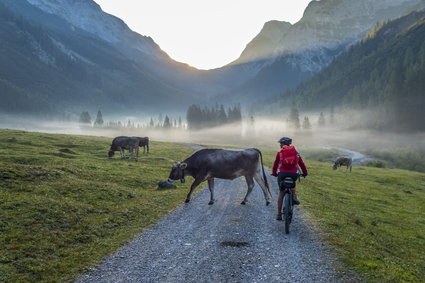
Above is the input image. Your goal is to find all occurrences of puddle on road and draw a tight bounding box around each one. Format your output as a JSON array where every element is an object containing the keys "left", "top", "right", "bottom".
[{"left": 220, "top": 241, "right": 250, "bottom": 247}]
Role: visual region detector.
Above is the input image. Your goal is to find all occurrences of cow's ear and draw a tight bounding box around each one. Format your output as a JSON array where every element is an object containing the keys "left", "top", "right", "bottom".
[{"left": 180, "top": 162, "right": 188, "bottom": 169}]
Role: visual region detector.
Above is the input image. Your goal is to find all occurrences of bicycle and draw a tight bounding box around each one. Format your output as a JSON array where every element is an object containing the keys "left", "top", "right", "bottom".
[{"left": 281, "top": 177, "right": 297, "bottom": 234}]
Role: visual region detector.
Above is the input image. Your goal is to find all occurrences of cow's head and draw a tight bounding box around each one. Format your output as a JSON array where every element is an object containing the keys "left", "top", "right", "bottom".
[
  {"left": 168, "top": 162, "right": 187, "bottom": 183},
  {"left": 332, "top": 163, "right": 338, "bottom": 170},
  {"left": 108, "top": 149, "right": 115, "bottom": 158}
]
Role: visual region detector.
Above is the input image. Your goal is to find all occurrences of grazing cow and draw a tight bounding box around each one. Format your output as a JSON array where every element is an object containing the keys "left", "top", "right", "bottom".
[
  {"left": 108, "top": 136, "right": 140, "bottom": 160},
  {"left": 136, "top": 137, "right": 149, "bottom": 154},
  {"left": 333, "top": 157, "right": 352, "bottom": 172},
  {"left": 167, "top": 148, "right": 271, "bottom": 205}
]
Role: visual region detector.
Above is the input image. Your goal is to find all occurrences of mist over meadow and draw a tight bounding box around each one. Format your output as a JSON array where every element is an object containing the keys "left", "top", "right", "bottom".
[{"left": 1, "top": 0, "right": 425, "bottom": 171}]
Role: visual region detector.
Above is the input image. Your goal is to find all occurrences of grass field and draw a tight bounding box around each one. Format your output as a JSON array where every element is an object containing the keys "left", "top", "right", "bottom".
[
  {"left": 0, "top": 129, "right": 196, "bottom": 282},
  {"left": 262, "top": 150, "right": 425, "bottom": 282},
  {"left": 1, "top": 129, "right": 424, "bottom": 282}
]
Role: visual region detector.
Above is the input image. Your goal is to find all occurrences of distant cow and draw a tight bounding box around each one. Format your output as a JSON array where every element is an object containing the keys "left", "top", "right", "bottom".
[
  {"left": 136, "top": 137, "right": 149, "bottom": 154},
  {"left": 167, "top": 148, "right": 271, "bottom": 206},
  {"left": 108, "top": 136, "right": 140, "bottom": 160},
  {"left": 333, "top": 157, "right": 352, "bottom": 172}
]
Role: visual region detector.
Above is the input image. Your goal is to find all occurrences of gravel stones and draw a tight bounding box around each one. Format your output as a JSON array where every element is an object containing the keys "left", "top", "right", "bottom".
[{"left": 76, "top": 174, "right": 356, "bottom": 283}]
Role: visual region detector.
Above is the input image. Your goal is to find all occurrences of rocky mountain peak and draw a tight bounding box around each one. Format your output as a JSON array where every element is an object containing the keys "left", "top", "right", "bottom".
[
  {"left": 277, "top": 0, "right": 425, "bottom": 55},
  {"left": 233, "top": 20, "right": 292, "bottom": 64},
  {"left": 26, "top": 0, "right": 165, "bottom": 58},
  {"left": 234, "top": 0, "right": 425, "bottom": 65}
]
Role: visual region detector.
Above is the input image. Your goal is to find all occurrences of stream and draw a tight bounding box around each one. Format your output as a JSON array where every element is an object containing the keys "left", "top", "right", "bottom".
[{"left": 322, "top": 146, "right": 375, "bottom": 165}]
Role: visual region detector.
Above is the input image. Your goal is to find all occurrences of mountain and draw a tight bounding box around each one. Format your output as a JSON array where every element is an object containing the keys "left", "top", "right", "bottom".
[
  {"left": 25, "top": 0, "right": 166, "bottom": 59},
  {"left": 235, "top": 20, "right": 293, "bottom": 64},
  {"left": 1, "top": 0, "right": 425, "bottom": 119},
  {"left": 275, "top": 9, "right": 425, "bottom": 131},
  {"left": 219, "top": 0, "right": 425, "bottom": 102},
  {"left": 0, "top": 0, "right": 207, "bottom": 118},
  {"left": 22, "top": 0, "right": 208, "bottom": 90}
]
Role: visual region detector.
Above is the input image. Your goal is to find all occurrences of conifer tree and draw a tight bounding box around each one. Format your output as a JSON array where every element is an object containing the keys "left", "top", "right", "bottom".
[
  {"left": 302, "top": 116, "right": 311, "bottom": 130},
  {"left": 218, "top": 105, "right": 227, "bottom": 125},
  {"left": 289, "top": 107, "right": 300, "bottom": 129},
  {"left": 163, "top": 115, "right": 171, "bottom": 128},
  {"left": 318, "top": 112, "right": 326, "bottom": 127},
  {"left": 79, "top": 111, "right": 91, "bottom": 125},
  {"left": 94, "top": 110, "right": 104, "bottom": 126}
]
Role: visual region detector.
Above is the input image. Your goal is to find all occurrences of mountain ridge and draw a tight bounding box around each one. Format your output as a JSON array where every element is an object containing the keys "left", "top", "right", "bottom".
[
  {"left": 222, "top": 0, "right": 425, "bottom": 102},
  {"left": 0, "top": 0, "right": 198, "bottom": 117},
  {"left": 276, "top": 9, "right": 425, "bottom": 131},
  {"left": 1, "top": 0, "right": 425, "bottom": 119}
]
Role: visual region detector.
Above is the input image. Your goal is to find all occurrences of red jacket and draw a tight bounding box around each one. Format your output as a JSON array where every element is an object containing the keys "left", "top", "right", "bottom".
[{"left": 272, "top": 146, "right": 308, "bottom": 175}]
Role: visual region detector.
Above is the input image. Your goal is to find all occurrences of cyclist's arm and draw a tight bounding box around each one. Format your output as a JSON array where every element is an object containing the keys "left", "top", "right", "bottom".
[
  {"left": 298, "top": 155, "right": 308, "bottom": 175},
  {"left": 272, "top": 152, "right": 280, "bottom": 175}
]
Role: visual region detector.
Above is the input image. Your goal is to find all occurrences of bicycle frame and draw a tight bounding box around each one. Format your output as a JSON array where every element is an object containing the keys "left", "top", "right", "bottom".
[{"left": 280, "top": 177, "right": 295, "bottom": 234}]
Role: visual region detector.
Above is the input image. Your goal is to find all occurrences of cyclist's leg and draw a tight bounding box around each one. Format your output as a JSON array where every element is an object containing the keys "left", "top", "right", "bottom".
[
  {"left": 276, "top": 173, "right": 285, "bottom": 220},
  {"left": 279, "top": 172, "right": 293, "bottom": 211},
  {"left": 277, "top": 191, "right": 284, "bottom": 213},
  {"left": 290, "top": 173, "right": 300, "bottom": 205}
]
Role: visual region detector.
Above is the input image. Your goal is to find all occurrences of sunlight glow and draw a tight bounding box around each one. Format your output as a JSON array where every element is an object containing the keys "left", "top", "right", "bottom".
[{"left": 94, "top": 0, "right": 312, "bottom": 70}]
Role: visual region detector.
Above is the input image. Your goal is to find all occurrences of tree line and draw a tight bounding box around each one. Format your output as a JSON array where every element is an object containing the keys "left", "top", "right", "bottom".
[
  {"left": 79, "top": 110, "right": 185, "bottom": 129},
  {"left": 287, "top": 106, "right": 334, "bottom": 131},
  {"left": 283, "top": 12, "right": 425, "bottom": 131},
  {"left": 186, "top": 104, "right": 242, "bottom": 130}
]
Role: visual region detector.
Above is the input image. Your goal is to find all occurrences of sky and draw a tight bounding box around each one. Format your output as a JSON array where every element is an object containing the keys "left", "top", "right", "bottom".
[{"left": 94, "top": 0, "right": 313, "bottom": 70}]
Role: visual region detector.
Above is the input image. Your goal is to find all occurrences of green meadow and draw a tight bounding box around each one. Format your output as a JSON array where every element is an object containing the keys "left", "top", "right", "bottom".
[
  {"left": 262, "top": 150, "right": 425, "bottom": 282},
  {"left": 0, "top": 129, "right": 195, "bottom": 282},
  {"left": 0, "top": 129, "right": 424, "bottom": 282}
]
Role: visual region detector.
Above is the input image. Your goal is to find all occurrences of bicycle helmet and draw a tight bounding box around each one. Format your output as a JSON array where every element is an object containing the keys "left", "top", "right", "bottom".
[{"left": 278, "top": 137, "right": 292, "bottom": 146}]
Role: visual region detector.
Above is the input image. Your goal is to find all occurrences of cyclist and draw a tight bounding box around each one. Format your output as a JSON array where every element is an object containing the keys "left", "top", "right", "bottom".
[{"left": 272, "top": 137, "right": 308, "bottom": 221}]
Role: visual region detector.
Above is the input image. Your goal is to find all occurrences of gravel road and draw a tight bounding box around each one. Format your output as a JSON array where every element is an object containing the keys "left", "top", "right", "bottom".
[{"left": 76, "top": 172, "right": 353, "bottom": 282}]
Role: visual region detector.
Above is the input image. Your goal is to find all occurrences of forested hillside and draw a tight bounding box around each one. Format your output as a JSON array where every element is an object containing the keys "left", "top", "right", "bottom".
[
  {"left": 282, "top": 10, "right": 425, "bottom": 131},
  {"left": 0, "top": 1, "right": 194, "bottom": 117}
]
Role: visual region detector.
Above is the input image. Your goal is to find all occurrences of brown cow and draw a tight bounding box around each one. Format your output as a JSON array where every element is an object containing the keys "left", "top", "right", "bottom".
[
  {"left": 136, "top": 137, "right": 149, "bottom": 154},
  {"left": 333, "top": 157, "right": 352, "bottom": 172},
  {"left": 108, "top": 136, "right": 140, "bottom": 160},
  {"left": 167, "top": 148, "right": 271, "bottom": 205}
]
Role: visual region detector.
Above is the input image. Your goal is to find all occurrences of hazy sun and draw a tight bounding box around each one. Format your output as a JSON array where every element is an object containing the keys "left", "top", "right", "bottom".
[{"left": 94, "top": 0, "right": 313, "bottom": 70}]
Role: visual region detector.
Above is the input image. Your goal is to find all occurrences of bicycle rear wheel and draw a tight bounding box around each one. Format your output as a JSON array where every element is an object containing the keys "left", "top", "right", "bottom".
[{"left": 283, "top": 193, "right": 292, "bottom": 234}]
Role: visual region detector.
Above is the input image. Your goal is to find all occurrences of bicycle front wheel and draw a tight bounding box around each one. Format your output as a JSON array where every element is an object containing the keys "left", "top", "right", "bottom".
[{"left": 283, "top": 193, "right": 292, "bottom": 234}]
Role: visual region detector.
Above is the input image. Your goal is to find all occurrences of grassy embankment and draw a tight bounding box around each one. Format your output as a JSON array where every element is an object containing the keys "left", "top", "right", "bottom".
[
  {"left": 1, "top": 129, "right": 424, "bottom": 282},
  {"left": 0, "top": 129, "right": 196, "bottom": 282},
  {"left": 262, "top": 149, "right": 425, "bottom": 282}
]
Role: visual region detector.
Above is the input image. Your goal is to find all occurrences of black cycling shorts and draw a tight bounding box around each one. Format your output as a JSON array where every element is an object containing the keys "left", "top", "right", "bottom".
[{"left": 277, "top": 172, "right": 299, "bottom": 191}]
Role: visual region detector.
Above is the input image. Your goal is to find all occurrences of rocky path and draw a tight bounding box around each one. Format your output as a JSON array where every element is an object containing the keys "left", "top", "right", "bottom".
[{"left": 76, "top": 173, "right": 352, "bottom": 282}]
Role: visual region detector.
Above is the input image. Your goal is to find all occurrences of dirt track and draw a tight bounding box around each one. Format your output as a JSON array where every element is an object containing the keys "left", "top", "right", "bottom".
[{"left": 76, "top": 172, "right": 354, "bottom": 282}]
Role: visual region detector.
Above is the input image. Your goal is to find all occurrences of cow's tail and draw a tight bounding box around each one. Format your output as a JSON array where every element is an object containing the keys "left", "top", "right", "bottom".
[{"left": 255, "top": 148, "right": 272, "bottom": 199}]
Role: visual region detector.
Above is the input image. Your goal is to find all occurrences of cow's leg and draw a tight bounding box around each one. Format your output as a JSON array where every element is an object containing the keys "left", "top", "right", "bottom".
[
  {"left": 241, "top": 175, "right": 255, "bottom": 205},
  {"left": 129, "top": 147, "right": 133, "bottom": 160},
  {"left": 185, "top": 178, "right": 203, "bottom": 203},
  {"left": 119, "top": 147, "right": 125, "bottom": 158},
  {"left": 254, "top": 173, "right": 271, "bottom": 206},
  {"left": 207, "top": 178, "right": 215, "bottom": 205},
  {"left": 135, "top": 146, "right": 139, "bottom": 161},
  {"left": 146, "top": 144, "right": 149, "bottom": 154}
]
